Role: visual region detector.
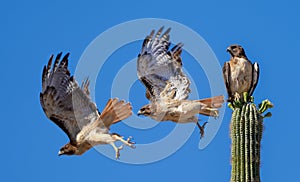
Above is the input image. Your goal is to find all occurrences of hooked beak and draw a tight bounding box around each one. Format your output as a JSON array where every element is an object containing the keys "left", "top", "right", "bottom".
[
  {"left": 58, "top": 151, "right": 63, "bottom": 156},
  {"left": 226, "top": 46, "right": 234, "bottom": 57},
  {"left": 137, "top": 110, "right": 142, "bottom": 116},
  {"left": 226, "top": 47, "right": 231, "bottom": 52}
]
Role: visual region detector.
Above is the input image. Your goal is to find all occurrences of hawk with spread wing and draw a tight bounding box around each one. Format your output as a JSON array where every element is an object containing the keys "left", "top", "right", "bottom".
[
  {"left": 40, "top": 53, "right": 135, "bottom": 159},
  {"left": 137, "top": 27, "right": 224, "bottom": 137},
  {"left": 223, "top": 44, "right": 259, "bottom": 102}
]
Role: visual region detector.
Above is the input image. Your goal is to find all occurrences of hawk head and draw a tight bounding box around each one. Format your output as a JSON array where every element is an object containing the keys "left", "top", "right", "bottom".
[
  {"left": 227, "top": 44, "right": 247, "bottom": 58},
  {"left": 58, "top": 143, "right": 77, "bottom": 156},
  {"left": 137, "top": 104, "right": 153, "bottom": 116}
]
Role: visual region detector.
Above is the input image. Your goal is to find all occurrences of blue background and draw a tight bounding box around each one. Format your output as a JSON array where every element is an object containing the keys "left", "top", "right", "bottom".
[{"left": 1, "top": 0, "right": 299, "bottom": 181}]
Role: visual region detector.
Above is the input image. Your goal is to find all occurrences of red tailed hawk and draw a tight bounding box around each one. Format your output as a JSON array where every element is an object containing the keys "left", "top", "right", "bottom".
[
  {"left": 137, "top": 27, "right": 224, "bottom": 137},
  {"left": 223, "top": 44, "right": 259, "bottom": 102},
  {"left": 40, "top": 53, "right": 135, "bottom": 159}
]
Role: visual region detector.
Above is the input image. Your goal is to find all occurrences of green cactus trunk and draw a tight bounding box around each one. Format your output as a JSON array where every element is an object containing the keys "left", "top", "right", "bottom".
[{"left": 230, "top": 102, "right": 263, "bottom": 182}]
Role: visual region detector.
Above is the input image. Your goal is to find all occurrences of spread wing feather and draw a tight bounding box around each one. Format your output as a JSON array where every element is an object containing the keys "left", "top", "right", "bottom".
[
  {"left": 222, "top": 62, "right": 233, "bottom": 100},
  {"left": 137, "top": 27, "right": 190, "bottom": 101},
  {"left": 40, "top": 53, "right": 100, "bottom": 144},
  {"left": 249, "top": 62, "right": 259, "bottom": 96}
]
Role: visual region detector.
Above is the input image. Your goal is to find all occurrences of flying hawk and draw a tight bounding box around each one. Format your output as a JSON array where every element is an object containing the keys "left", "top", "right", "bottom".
[
  {"left": 137, "top": 27, "right": 224, "bottom": 137},
  {"left": 223, "top": 44, "right": 259, "bottom": 102},
  {"left": 40, "top": 53, "right": 135, "bottom": 159}
]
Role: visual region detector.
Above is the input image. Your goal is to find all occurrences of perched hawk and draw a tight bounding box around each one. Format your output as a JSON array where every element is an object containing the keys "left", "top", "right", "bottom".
[
  {"left": 40, "top": 53, "right": 135, "bottom": 159},
  {"left": 137, "top": 27, "right": 224, "bottom": 137},
  {"left": 223, "top": 44, "right": 259, "bottom": 102}
]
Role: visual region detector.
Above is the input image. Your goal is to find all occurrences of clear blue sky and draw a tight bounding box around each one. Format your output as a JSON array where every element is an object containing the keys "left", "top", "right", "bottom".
[{"left": 1, "top": 0, "right": 299, "bottom": 181}]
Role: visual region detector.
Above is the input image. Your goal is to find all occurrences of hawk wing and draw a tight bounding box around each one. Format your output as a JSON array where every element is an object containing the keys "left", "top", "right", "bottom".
[
  {"left": 222, "top": 62, "right": 233, "bottom": 100},
  {"left": 137, "top": 27, "right": 190, "bottom": 101},
  {"left": 249, "top": 62, "right": 259, "bottom": 96},
  {"left": 40, "top": 53, "right": 100, "bottom": 144}
]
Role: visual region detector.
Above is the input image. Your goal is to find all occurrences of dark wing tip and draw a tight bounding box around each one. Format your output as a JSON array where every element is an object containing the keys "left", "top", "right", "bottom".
[
  {"left": 53, "top": 52, "right": 63, "bottom": 71},
  {"left": 60, "top": 52, "right": 70, "bottom": 67},
  {"left": 149, "top": 29, "right": 155, "bottom": 37},
  {"left": 164, "top": 27, "right": 171, "bottom": 35},
  {"left": 154, "top": 26, "right": 166, "bottom": 38},
  {"left": 161, "top": 27, "right": 171, "bottom": 42},
  {"left": 42, "top": 54, "right": 54, "bottom": 85},
  {"left": 42, "top": 66, "right": 47, "bottom": 80},
  {"left": 249, "top": 62, "right": 260, "bottom": 96},
  {"left": 56, "top": 52, "right": 63, "bottom": 61},
  {"left": 171, "top": 43, "right": 184, "bottom": 52},
  {"left": 158, "top": 26, "right": 164, "bottom": 33},
  {"left": 63, "top": 52, "right": 70, "bottom": 60},
  {"left": 222, "top": 62, "right": 232, "bottom": 100},
  {"left": 47, "top": 54, "right": 54, "bottom": 67}
]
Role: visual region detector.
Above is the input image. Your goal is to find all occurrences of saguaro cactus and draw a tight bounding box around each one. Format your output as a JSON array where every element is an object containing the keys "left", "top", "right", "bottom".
[
  {"left": 222, "top": 44, "right": 273, "bottom": 181},
  {"left": 229, "top": 95, "right": 273, "bottom": 182}
]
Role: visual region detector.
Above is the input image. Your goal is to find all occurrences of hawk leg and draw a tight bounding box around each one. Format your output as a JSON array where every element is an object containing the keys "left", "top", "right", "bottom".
[
  {"left": 110, "top": 134, "right": 135, "bottom": 159},
  {"left": 109, "top": 142, "right": 124, "bottom": 159},
  {"left": 197, "top": 121, "right": 208, "bottom": 138},
  {"left": 113, "top": 135, "right": 136, "bottom": 149}
]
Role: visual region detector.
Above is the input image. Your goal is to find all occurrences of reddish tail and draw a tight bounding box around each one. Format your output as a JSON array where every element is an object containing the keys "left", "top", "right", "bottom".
[
  {"left": 198, "top": 95, "right": 224, "bottom": 117},
  {"left": 100, "top": 98, "right": 132, "bottom": 128}
]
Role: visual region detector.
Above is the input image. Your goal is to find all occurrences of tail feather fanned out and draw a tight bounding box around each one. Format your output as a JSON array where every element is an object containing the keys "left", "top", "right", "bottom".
[
  {"left": 100, "top": 98, "right": 132, "bottom": 128},
  {"left": 198, "top": 95, "right": 224, "bottom": 117}
]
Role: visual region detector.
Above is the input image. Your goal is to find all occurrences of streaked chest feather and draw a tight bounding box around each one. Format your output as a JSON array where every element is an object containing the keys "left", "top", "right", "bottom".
[{"left": 230, "top": 58, "right": 253, "bottom": 93}]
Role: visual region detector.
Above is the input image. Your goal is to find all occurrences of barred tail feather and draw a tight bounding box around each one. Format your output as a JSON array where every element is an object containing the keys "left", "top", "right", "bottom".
[
  {"left": 100, "top": 98, "right": 132, "bottom": 128},
  {"left": 198, "top": 95, "right": 224, "bottom": 117}
]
